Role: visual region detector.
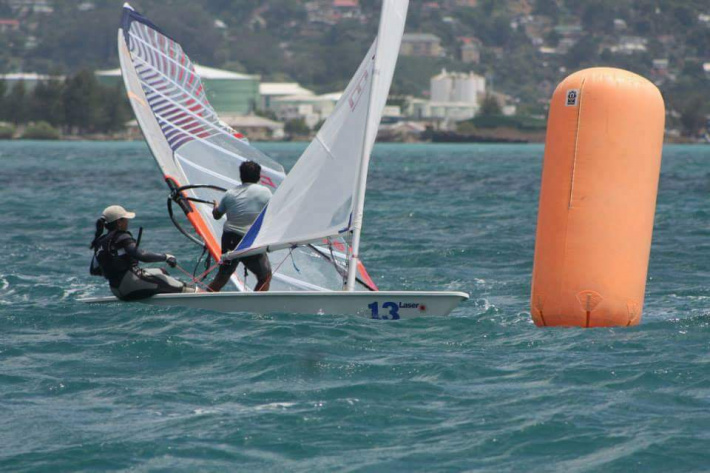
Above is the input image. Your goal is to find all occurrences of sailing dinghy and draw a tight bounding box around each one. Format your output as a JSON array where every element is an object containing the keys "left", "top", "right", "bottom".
[{"left": 81, "top": 1, "right": 468, "bottom": 319}]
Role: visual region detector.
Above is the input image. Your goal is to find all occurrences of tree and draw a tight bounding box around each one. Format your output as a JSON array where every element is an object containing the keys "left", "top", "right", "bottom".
[
  {"left": 679, "top": 102, "right": 705, "bottom": 137},
  {"left": 284, "top": 118, "right": 310, "bottom": 136},
  {"left": 479, "top": 94, "right": 502, "bottom": 117},
  {"left": 30, "top": 78, "right": 65, "bottom": 127},
  {"left": 63, "top": 70, "right": 100, "bottom": 134},
  {"left": 21, "top": 121, "right": 60, "bottom": 140},
  {"left": 96, "top": 84, "right": 130, "bottom": 133},
  {"left": 581, "top": 1, "right": 615, "bottom": 34},
  {"left": 5, "top": 80, "right": 27, "bottom": 124},
  {"left": 565, "top": 36, "right": 600, "bottom": 68},
  {"left": 0, "top": 79, "right": 6, "bottom": 121},
  {"left": 534, "top": 0, "right": 560, "bottom": 21},
  {"left": 545, "top": 29, "right": 561, "bottom": 47}
]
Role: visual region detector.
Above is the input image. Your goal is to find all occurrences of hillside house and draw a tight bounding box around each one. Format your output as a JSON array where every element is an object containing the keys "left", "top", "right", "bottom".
[{"left": 400, "top": 33, "right": 444, "bottom": 57}]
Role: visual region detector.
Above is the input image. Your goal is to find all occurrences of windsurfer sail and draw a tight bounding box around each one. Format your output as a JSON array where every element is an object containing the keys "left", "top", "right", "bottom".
[{"left": 118, "top": 2, "right": 377, "bottom": 292}]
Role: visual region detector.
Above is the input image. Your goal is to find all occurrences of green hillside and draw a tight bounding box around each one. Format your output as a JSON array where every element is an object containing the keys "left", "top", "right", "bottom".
[{"left": 1, "top": 0, "right": 708, "bottom": 135}]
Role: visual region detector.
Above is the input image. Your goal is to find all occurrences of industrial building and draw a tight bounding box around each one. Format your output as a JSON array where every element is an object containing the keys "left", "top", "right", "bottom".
[
  {"left": 95, "top": 65, "right": 260, "bottom": 115},
  {"left": 430, "top": 69, "right": 486, "bottom": 105}
]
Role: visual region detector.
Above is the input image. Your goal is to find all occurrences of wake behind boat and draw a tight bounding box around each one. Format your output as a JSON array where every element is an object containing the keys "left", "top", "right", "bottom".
[{"left": 81, "top": 0, "right": 469, "bottom": 318}]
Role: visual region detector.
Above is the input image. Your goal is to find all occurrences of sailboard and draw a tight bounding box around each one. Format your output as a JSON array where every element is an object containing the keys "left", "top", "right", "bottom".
[
  {"left": 113, "top": 2, "right": 376, "bottom": 293},
  {"left": 82, "top": 0, "right": 468, "bottom": 318}
]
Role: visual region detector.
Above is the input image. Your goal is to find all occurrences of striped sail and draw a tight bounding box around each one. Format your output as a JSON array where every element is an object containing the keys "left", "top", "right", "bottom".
[{"left": 118, "top": 3, "right": 374, "bottom": 291}]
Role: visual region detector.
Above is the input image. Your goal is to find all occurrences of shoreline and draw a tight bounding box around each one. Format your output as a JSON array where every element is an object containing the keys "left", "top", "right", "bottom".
[{"left": 0, "top": 131, "right": 706, "bottom": 145}]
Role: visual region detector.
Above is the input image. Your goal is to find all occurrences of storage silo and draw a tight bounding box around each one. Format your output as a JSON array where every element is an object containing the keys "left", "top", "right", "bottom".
[
  {"left": 430, "top": 69, "right": 453, "bottom": 102},
  {"left": 451, "top": 72, "right": 477, "bottom": 103}
]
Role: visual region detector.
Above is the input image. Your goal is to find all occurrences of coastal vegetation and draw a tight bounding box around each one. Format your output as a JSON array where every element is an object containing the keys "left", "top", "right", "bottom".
[
  {"left": 0, "top": 122, "right": 14, "bottom": 139},
  {"left": 20, "top": 121, "right": 60, "bottom": 140},
  {"left": 0, "top": 70, "right": 130, "bottom": 138},
  {"left": 0, "top": 1, "right": 708, "bottom": 139}
]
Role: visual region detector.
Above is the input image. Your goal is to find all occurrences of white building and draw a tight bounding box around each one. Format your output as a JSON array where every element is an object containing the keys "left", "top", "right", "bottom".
[
  {"left": 611, "top": 36, "right": 648, "bottom": 54},
  {"left": 219, "top": 114, "right": 285, "bottom": 140},
  {"left": 430, "top": 69, "right": 485, "bottom": 106},
  {"left": 259, "top": 82, "right": 315, "bottom": 110},
  {"left": 271, "top": 93, "right": 341, "bottom": 129},
  {"left": 96, "top": 65, "right": 260, "bottom": 115},
  {"left": 406, "top": 98, "right": 479, "bottom": 123},
  {"left": 0, "top": 72, "right": 65, "bottom": 92}
]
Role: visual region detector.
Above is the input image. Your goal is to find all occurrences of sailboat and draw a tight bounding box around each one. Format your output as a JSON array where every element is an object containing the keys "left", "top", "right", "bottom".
[{"left": 82, "top": 1, "right": 468, "bottom": 319}]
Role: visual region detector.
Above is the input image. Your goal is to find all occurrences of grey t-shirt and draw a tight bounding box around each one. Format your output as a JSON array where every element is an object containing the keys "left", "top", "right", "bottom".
[{"left": 216, "top": 183, "right": 272, "bottom": 235}]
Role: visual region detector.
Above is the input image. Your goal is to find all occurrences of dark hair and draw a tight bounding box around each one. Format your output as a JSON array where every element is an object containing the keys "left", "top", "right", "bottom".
[
  {"left": 90, "top": 217, "right": 106, "bottom": 249},
  {"left": 240, "top": 160, "right": 261, "bottom": 184},
  {"left": 89, "top": 217, "right": 121, "bottom": 249}
]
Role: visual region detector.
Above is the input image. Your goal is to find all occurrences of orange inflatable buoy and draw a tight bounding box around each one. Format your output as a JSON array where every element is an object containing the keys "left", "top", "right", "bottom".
[{"left": 530, "top": 68, "right": 665, "bottom": 327}]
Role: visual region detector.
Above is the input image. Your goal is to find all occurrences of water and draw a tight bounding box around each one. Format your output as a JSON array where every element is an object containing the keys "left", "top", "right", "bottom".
[{"left": 1, "top": 141, "right": 708, "bottom": 472}]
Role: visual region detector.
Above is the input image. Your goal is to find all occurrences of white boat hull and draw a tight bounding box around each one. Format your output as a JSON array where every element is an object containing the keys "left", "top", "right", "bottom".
[{"left": 80, "top": 291, "right": 469, "bottom": 319}]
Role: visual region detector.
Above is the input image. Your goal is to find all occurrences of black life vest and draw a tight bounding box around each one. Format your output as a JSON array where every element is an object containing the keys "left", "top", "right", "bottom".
[{"left": 91, "top": 230, "right": 135, "bottom": 282}]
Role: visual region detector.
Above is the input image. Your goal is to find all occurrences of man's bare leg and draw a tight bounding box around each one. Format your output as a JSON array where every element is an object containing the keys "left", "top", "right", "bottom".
[
  {"left": 255, "top": 274, "right": 271, "bottom": 292},
  {"left": 208, "top": 267, "right": 233, "bottom": 292}
]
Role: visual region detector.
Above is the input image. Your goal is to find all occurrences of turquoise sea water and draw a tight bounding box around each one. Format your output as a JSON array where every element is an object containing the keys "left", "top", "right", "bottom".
[{"left": 1, "top": 141, "right": 709, "bottom": 472}]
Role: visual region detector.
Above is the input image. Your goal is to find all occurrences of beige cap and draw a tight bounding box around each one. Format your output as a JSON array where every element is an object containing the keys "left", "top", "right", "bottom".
[{"left": 102, "top": 205, "right": 136, "bottom": 223}]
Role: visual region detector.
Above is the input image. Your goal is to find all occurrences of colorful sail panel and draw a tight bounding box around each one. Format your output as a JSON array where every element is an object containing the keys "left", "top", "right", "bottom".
[{"left": 118, "top": 3, "right": 357, "bottom": 292}]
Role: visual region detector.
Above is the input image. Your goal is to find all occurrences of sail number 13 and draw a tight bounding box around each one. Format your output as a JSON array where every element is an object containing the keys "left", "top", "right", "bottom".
[{"left": 368, "top": 302, "right": 400, "bottom": 320}]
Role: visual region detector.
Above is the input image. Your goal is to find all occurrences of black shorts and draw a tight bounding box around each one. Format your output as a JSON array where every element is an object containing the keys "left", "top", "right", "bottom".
[{"left": 219, "top": 231, "right": 271, "bottom": 282}]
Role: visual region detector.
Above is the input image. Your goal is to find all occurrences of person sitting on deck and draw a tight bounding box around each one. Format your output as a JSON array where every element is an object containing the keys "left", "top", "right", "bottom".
[
  {"left": 208, "top": 160, "right": 273, "bottom": 292},
  {"left": 90, "top": 205, "right": 195, "bottom": 300}
]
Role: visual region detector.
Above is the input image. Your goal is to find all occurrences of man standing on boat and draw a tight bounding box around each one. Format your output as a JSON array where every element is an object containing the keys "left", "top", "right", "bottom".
[{"left": 208, "top": 161, "right": 272, "bottom": 292}]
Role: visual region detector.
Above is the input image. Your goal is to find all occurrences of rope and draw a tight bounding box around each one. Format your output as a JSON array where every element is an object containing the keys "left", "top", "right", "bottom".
[
  {"left": 193, "top": 245, "right": 208, "bottom": 279},
  {"left": 255, "top": 248, "right": 294, "bottom": 292},
  {"left": 173, "top": 262, "right": 219, "bottom": 291}
]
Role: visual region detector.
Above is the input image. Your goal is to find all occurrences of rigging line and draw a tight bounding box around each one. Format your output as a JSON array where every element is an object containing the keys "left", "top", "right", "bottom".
[
  {"left": 193, "top": 245, "right": 208, "bottom": 279},
  {"left": 195, "top": 261, "right": 221, "bottom": 281},
  {"left": 327, "top": 239, "right": 347, "bottom": 285},
  {"left": 173, "top": 263, "right": 212, "bottom": 291},
  {"left": 308, "top": 243, "right": 374, "bottom": 291},
  {"left": 255, "top": 248, "right": 295, "bottom": 292}
]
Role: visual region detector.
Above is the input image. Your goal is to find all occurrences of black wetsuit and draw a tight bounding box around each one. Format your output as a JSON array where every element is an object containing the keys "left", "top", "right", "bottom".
[{"left": 94, "top": 230, "right": 187, "bottom": 300}]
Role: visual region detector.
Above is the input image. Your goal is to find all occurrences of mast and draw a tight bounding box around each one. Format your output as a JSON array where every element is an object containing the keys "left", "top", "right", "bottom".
[{"left": 345, "top": 2, "right": 389, "bottom": 292}]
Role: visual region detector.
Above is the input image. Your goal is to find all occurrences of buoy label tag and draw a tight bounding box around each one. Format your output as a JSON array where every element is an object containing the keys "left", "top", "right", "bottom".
[{"left": 566, "top": 89, "right": 579, "bottom": 106}]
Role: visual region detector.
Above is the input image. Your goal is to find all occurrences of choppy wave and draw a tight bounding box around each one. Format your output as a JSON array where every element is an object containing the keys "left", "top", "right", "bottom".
[{"left": 0, "top": 142, "right": 708, "bottom": 472}]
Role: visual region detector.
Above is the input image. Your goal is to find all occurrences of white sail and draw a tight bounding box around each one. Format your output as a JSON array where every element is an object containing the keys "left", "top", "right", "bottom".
[
  {"left": 231, "top": 0, "right": 409, "bottom": 259},
  {"left": 118, "top": 3, "right": 360, "bottom": 292}
]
